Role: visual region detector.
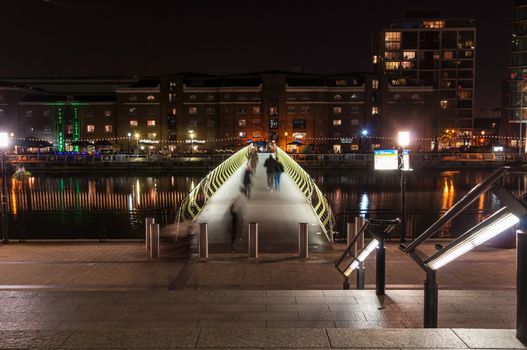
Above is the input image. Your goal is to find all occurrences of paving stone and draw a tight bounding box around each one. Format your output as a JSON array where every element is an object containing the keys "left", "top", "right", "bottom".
[
  {"left": 334, "top": 320, "right": 407, "bottom": 328},
  {"left": 202, "top": 304, "right": 266, "bottom": 312},
  {"left": 62, "top": 329, "right": 200, "bottom": 348},
  {"left": 327, "top": 328, "right": 468, "bottom": 348},
  {"left": 198, "top": 320, "right": 266, "bottom": 328},
  {"left": 233, "top": 312, "right": 299, "bottom": 321},
  {"left": 296, "top": 296, "right": 357, "bottom": 304},
  {"left": 56, "top": 320, "right": 132, "bottom": 331},
  {"left": 299, "top": 311, "right": 365, "bottom": 321},
  {"left": 452, "top": 328, "right": 527, "bottom": 349},
  {"left": 266, "top": 320, "right": 335, "bottom": 328},
  {"left": 266, "top": 290, "right": 324, "bottom": 297},
  {"left": 0, "top": 321, "right": 62, "bottom": 330},
  {"left": 266, "top": 304, "right": 330, "bottom": 312},
  {"left": 235, "top": 296, "right": 297, "bottom": 304},
  {"left": 0, "top": 330, "right": 73, "bottom": 348},
  {"left": 197, "top": 328, "right": 330, "bottom": 347}
]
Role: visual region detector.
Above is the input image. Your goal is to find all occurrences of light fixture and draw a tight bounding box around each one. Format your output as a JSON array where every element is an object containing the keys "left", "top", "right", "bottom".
[
  {"left": 427, "top": 209, "right": 519, "bottom": 270},
  {"left": 398, "top": 131, "right": 410, "bottom": 147},
  {"left": 361, "top": 129, "right": 368, "bottom": 136},
  {"left": 0, "top": 132, "right": 9, "bottom": 148},
  {"left": 343, "top": 238, "right": 379, "bottom": 277}
]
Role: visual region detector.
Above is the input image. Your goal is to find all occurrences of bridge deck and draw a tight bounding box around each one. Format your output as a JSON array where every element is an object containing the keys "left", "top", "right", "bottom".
[{"left": 197, "top": 153, "right": 332, "bottom": 253}]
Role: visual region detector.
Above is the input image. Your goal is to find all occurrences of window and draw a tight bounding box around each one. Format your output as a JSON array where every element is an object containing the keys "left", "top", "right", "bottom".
[
  {"left": 104, "top": 125, "right": 113, "bottom": 133},
  {"left": 333, "top": 94, "right": 342, "bottom": 100},
  {"left": 252, "top": 106, "right": 261, "bottom": 114},
  {"left": 43, "top": 110, "right": 51, "bottom": 117},
  {"left": 287, "top": 106, "right": 295, "bottom": 113},
  {"left": 372, "top": 107, "right": 380, "bottom": 115},
  {"left": 24, "top": 110, "right": 33, "bottom": 117},
  {"left": 385, "top": 62, "right": 401, "bottom": 70},
  {"left": 457, "top": 90, "right": 472, "bottom": 100},
  {"left": 129, "top": 107, "right": 137, "bottom": 114},
  {"left": 333, "top": 107, "right": 342, "bottom": 114},
  {"left": 238, "top": 119, "right": 246, "bottom": 127},
  {"left": 189, "top": 94, "right": 197, "bottom": 100},
  {"left": 403, "top": 51, "right": 416, "bottom": 60},
  {"left": 351, "top": 106, "right": 360, "bottom": 114},
  {"left": 372, "top": 79, "right": 379, "bottom": 90},
  {"left": 401, "top": 61, "right": 415, "bottom": 69},
  {"left": 104, "top": 110, "right": 112, "bottom": 117},
  {"left": 147, "top": 95, "right": 156, "bottom": 101},
  {"left": 269, "top": 106, "right": 279, "bottom": 116},
  {"left": 301, "top": 106, "right": 310, "bottom": 113},
  {"left": 239, "top": 131, "right": 247, "bottom": 138},
  {"left": 253, "top": 131, "right": 262, "bottom": 138},
  {"left": 385, "top": 32, "right": 401, "bottom": 42},
  {"left": 86, "top": 125, "right": 95, "bottom": 133},
  {"left": 385, "top": 51, "right": 401, "bottom": 60},
  {"left": 238, "top": 107, "right": 247, "bottom": 114},
  {"left": 269, "top": 118, "right": 279, "bottom": 129},
  {"left": 130, "top": 120, "right": 138, "bottom": 126},
  {"left": 440, "top": 100, "right": 449, "bottom": 109},
  {"left": 129, "top": 95, "right": 138, "bottom": 102},
  {"left": 147, "top": 120, "right": 156, "bottom": 127},
  {"left": 206, "top": 107, "right": 215, "bottom": 114},
  {"left": 207, "top": 119, "right": 216, "bottom": 127},
  {"left": 351, "top": 119, "right": 359, "bottom": 126},
  {"left": 252, "top": 119, "right": 261, "bottom": 126},
  {"left": 333, "top": 119, "right": 342, "bottom": 126},
  {"left": 443, "top": 51, "right": 455, "bottom": 60},
  {"left": 292, "top": 119, "right": 306, "bottom": 129},
  {"left": 335, "top": 79, "right": 347, "bottom": 86},
  {"left": 373, "top": 55, "right": 379, "bottom": 64},
  {"left": 206, "top": 94, "right": 215, "bottom": 101},
  {"left": 148, "top": 133, "right": 157, "bottom": 139},
  {"left": 423, "top": 20, "right": 444, "bottom": 28},
  {"left": 188, "top": 107, "right": 197, "bottom": 115},
  {"left": 237, "top": 95, "right": 247, "bottom": 101}
]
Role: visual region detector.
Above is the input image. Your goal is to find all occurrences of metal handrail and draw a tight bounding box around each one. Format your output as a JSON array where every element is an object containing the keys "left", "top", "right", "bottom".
[
  {"left": 276, "top": 147, "right": 336, "bottom": 241},
  {"left": 175, "top": 146, "right": 250, "bottom": 223}
]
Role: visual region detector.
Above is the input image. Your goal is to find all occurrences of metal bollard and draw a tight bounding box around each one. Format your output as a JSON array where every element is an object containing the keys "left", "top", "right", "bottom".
[
  {"left": 199, "top": 223, "right": 208, "bottom": 260},
  {"left": 347, "top": 222, "right": 355, "bottom": 256},
  {"left": 150, "top": 223, "right": 160, "bottom": 258},
  {"left": 249, "top": 223, "right": 258, "bottom": 258},
  {"left": 517, "top": 230, "right": 527, "bottom": 344},
  {"left": 299, "top": 223, "right": 309, "bottom": 258},
  {"left": 355, "top": 217, "right": 365, "bottom": 290},
  {"left": 376, "top": 237, "right": 386, "bottom": 296},
  {"left": 145, "top": 217, "right": 155, "bottom": 251},
  {"left": 423, "top": 270, "right": 438, "bottom": 328}
]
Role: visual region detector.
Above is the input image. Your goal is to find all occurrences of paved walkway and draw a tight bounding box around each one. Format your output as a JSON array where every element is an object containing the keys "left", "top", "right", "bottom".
[{"left": 197, "top": 153, "right": 331, "bottom": 253}]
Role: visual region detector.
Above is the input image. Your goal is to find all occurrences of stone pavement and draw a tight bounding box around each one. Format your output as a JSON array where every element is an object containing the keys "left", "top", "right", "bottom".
[{"left": 0, "top": 242, "right": 523, "bottom": 348}]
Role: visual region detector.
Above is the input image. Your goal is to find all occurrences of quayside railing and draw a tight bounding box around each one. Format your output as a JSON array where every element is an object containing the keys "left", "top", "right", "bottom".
[
  {"left": 276, "top": 147, "right": 336, "bottom": 242},
  {"left": 176, "top": 146, "right": 250, "bottom": 223}
]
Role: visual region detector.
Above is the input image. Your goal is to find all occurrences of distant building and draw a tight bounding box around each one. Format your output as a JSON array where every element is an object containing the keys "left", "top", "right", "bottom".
[{"left": 373, "top": 9, "right": 476, "bottom": 147}]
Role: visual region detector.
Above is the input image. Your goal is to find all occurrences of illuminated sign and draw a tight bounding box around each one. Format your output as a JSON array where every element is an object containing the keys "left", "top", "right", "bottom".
[
  {"left": 374, "top": 150, "right": 398, "bottom": 170},
  {"left": 402, "top": 150, "right": 410, "bottom": 171}
]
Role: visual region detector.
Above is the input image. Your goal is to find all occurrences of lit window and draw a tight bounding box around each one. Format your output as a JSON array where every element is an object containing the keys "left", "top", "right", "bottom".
[
  {"left": 189, "top": 94, "right": 197, "bottom": 100},
  {"left": 129, "top": 107, "right": 137, "bottom": 114},
  {"left": 372, "top": 107, "right": 380, "bottom": 115},
  {"left": 269, "top": 106, "right": 279, "bottom": 116},
  {"left": 238, "top": 119, "right": 246, "bottom": 127},
  {"left": 87, "top": 125, "right": 95, "bottom": 133},
  {"left": 333, "top": 119, "right": 342, "bottom": 126},
  {"left": 385, "top": 51, "right": 401, "bottom": 60},
  {"left": 104, "top": 125, "right": 112, "bottom": 133},
  {"left": 269, "top": 118, "right": 279, "bottom": 129},
  {"left": 252, "top": 106, "right": 261, "bottom": 114},
  {"left": 373, "top": 55, "right": 379, "bottom": 64},
  {"left": 385, "top": 62, "right": 401, "bottom": 70},
  {"left": 443, "top": 51, "right": 455, "bottom": 60},
  {"left": 351, "top": 119, "right": 359, "bottom": 126},
  {"left": 130, "top": 120, "right": 138, "bottom": 126},
  {"left": 253, "top": 131, "right": 262, "bottom": 138},
  {"left": 206, "top": 107, "right": 215, "bottom": 114},
  {"left": 188, "top": 107, "right": 197, "bottom": 115},
  {"left": 458, "top": 91, "right": 472, "bottom": 100},
  {"left": 147, "top": 95, "right": 156, "bottom": 101},
  {"left": 206, "top": 95, "right": 215, "bottom": 101},
  {"left": 403, "top": 51, "right": 416, "bottom": 60},
  {"left": 385, "top": 32, "right": 401, "bottom": 42},
  {"left": 333, "top": 107, "right": 343, "bottom": 114},
  {"left": 401, "top": 61, "right": 414, "bottom": 69},
  {"left": 440, "top": 100, "right": 449, "bottom": 109},
  {"left": 292, "top": 119, "right": 306, "bottom": 129},
  {"left": 148, "top": 133, "right": 157, "bottom": 139},
  {"left": 334, "top": 94, "right": 342, "bottom": 100},
  {"left": 372, "top": 80, "right": 379, "bottom": 90},
  {"left": 335, "top": 80, "right": 347, "bottom": 86},
  {"left": 238, "top": 107, "right": 247, "bottom": 114},
  {"left": 25, "top": 110, "right": 33, "bottom": 117},
  {"left": 172, "top": 107, "right": 177, "bottom": 115},
  {"left": 239, "top": 131, "right": 247, "bottom": 138},
  {"left": 423, "top": 20, "right": 445, "bottom": 29},
  {"left": 301, "top": 106, "right": 310, "bottom": 113},
  {"left": 147, "top": 120, "right": 156, "bottom": 127},
  {"left": 252, "top": 119, "right": 261, "bottom": 126},
  {"left": 104, "top": 110, "right": 112, "bottom": 117}
]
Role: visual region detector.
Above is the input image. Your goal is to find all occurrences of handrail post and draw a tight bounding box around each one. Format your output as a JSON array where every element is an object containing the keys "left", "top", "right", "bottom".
[
  {"left": 355, "top": 217, "right": 365, "bottom": 290},
  {"left": 376, "top": 235, "right": 386, "bottom": 296},
  {"left": 145, "top": 217, "right": 155, "bottom": 251},
  {"left": 149, "top": 223, "right": 160, "bottom": 258},
  {"left": 249, "top": 222, "right": 258, "bottom": 258},
  {"left": 299, "top": 223, "right": 309, "bottom": 258},
  {"left": 199, "top": 223, "right": 208, "bottom": 260},
  {"left": 517, "top": 229, "right": 527, "bottom": 344},
  {"left": 423, "top": 270, "right": 438, "bottom": 328}
]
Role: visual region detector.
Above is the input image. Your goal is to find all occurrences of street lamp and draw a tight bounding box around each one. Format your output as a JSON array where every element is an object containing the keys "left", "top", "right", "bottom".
[
  {"left": 398, "top": 131, "right": 410, "bottom": 243},
  {"left": 0, "top": 132, "right": 9, "bottom": 243},
  {"left": 284, "top": 132, "right": 288, "bottom": 152},
  {"left": 134, "top": 133, "right": 140, "bottom": 160},
  {"left": 127, "top": 132, "right": 132, "bottom": 154},
  {"left": 188, "top": 130, "right": 195, "bottom": 155}
]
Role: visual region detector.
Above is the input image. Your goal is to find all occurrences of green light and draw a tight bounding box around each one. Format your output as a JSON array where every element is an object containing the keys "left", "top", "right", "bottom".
[
  {"left": 73, "top": 107, "right": 80, "bottom": 152},
  {"left": 57, "top": 107, "right": 64, "bottom": 152}
]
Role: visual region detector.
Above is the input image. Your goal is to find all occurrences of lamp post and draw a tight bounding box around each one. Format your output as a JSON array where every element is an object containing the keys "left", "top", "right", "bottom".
[
  {"left": 134, "top": 133, "right": 140, "bottom": 160},
  {"left": 284, "top": 132, "right": 288, "bottom": 152},
  {"left": 0, "top": 132, "right": 9, "bottom": 244},
  {"left": 127, "top": 132, "right": 132, "bottom": 154},
  {"left": 188, "top": 130, "right": 195, "bottom": 155},
  {"left": 398, "top": 131, "right": 410, "bottom": 243}
]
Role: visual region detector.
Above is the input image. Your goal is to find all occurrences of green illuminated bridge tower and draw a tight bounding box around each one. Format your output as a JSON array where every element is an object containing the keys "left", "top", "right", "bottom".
[{"left": 176, "top": 146, "right": 335, "bottom": 253}]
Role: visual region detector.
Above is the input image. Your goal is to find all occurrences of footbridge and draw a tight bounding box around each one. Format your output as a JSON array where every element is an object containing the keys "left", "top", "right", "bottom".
[{"left": 176, "top": 146, "right": 336, "bottom": 253}]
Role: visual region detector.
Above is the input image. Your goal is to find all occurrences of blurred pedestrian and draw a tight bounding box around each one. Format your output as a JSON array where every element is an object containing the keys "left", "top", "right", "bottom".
[
  {"left": 249, "top": 148, "right": 258, "bottom": 174},
  {"left": 242, "top": 163, "right": 253, "bottom": 199},
  {"left": 264, "top": 154, "right": 277, "bottom": 191},
  {"left": 274, "top": 157, "right": 284, "bottom": 191},
  {"left": 229, "top": 190, "right": 247, "bottom": 253}
]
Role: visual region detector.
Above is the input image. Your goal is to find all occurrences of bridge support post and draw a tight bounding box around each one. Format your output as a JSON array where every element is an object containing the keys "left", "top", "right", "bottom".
[
  {"left": 299, "top": 223, "right": 309, "bottom": 258},
  {"left": 357, "top": 262, "right": 365, "bottom": 290},
  {"left": 249, "top": 222, "right": 258, "bottom": 258},
  {"left": 199, "top": 223, "right": 208, "bottom": 260},
  {"left": 375, "top": 236, "right": 386, "bottom": 296},
  {"left": 145, "top": 217, "right": 155, "bottom": 251},
  {"left": 347, "top": 222, "right": 355, "bottom": 257},
  {"left": 355, "top": 217, "right": 365, "bottom": 290},
  {"left": 423, "top": 270, "right": 438, "bottom": 328},
  {"left": 149, "top": 223, "right": 160, "bottom": 258},
  {"left": 517, "top": 229, "right": 527, "bottom": 344}
]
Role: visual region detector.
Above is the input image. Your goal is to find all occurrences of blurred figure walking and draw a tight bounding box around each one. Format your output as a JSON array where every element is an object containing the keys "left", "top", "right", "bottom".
[
  {"left": 264, "top": 154, "right": 277, "bottom": 191},
  {"left": 274, "top": 157, "right": 284, "bottom": 191},
  {"left": 249, "top": 148, "right": 258, "bottom": 175},
  {"left": 242, "top": 163, "right": 253, "bottom": 199},
  {"left": 229, "top": 190, "right": 247, "bottom": 253}
]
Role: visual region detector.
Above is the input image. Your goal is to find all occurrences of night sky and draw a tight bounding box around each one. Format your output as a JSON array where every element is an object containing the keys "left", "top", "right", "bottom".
[{"left": 0, "top": 0, "right": 510, "bottom": 110}]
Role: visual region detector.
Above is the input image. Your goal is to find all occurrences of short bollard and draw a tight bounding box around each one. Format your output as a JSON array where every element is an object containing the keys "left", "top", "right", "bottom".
[
  {"left": 299, "top": 223, "right": 309, "bottom": 258},
  {"left": 150, "top": 223, "right": 160, "bottom": 258},
  {"left": 355, "top": 217, "right": 365, "bottom": 289},
  {"left": 145, "top": 217, "right": 155, "bottom": 251},
  {"left": 347, "top": 222, "right": 355, "bottom": 257},
  {"left": 423, "top": 270, "right": 438, "bottom": 328},
  {"left": 199, "top": 223, "right": 208, "bottom": 260},
  {"left": 517, "top": 230, "right": 527, "bottom": 344},
  {"left": 249, "top": 222, "right": 258, "bottom": 258},
  {"left": 376, "top": 237, "right": 386, "bottom": 296}
]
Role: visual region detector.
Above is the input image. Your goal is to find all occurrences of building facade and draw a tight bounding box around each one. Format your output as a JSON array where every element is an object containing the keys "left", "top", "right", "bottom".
[{"left": 373, "top": 10, "right": 476, "bottom": 147}]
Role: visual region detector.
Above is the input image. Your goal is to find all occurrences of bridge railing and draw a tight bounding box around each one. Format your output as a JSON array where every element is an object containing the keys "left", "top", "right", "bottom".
[
  {"left": 176, "top": 146, "right": 249, "bottom": 223},
  {"left": 276, "top": 147, "right": 336, "bottom": 241}
]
